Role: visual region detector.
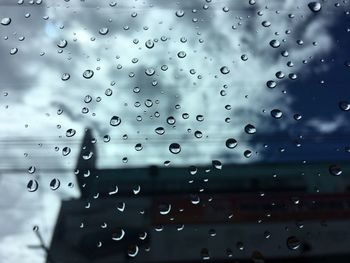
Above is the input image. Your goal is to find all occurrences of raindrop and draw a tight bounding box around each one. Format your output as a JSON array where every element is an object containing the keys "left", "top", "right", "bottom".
[
  {"left": 62, "top": 147, "right": 71, "bottom": 156},
  {"left": 1, "top": 17, "right": 11, "bottom": 26},
  {"left": 57, "top": 39, "right": 67, "bottom": 48},
  {"left": 127, "top": 245, "right": 139, "bottom": 257},
  {"left": 112, "top": 228, "right": 125, "bottom": 241},
  {"left": 339, "top": 101, "right": 350, "bottom": 111},
  {"left": 245, "top": 124, "right": 256, "bottom": 134},
  {"left": 244, "top": 150, "right": 252, "bottom": 158},
  {"left": 262, "top": 20, "right": 271, "bottom": 27},
  {"left": 175, "top": 10, "right": 185, "bottom": 17},
  {"left": 212, "top": 160, "right": 222, "bottom": 170},
  {"left": 99, "top": 27, "right": 109, "bottom": 35},
  {"left": 10, "top": 48, "right": 18, "bottom": 55},
  {"left": 271, "top": 109, "right": 283, "bottom": 119},
  {"left": 220, "top": 66, "right": 230, "bottom": 74},
  {"left": 83, "top": 69, "right": 94, "bottom": 79},
  {"left": 201, "top": 248, "right": 210, "bottom": 260},
  {"left": 177, "top": 51, "right": 186, "bottom": 58},
  {"left": 308, "top": 2, "right": 322, "bottom": 12},
  {"left": 66, "top": 128, "right": 76, "bottom": 137},
  {"left": 241, "top": 54, "right": 248, "bottom": 61},
  {"left": 49, "top": 178, "right": 60, "bottom": 190},
  {"left": 110, "top": 116, "right": 121, "bottom": 126},
  {"left": 61, "top": 73, "right": 70, "bottom": 81},
  {"left": 27, "top": 179, "right": 38, "bottom": 192},
  {"left": 169, "top": 143, "right": 181, "bottom": 154},
  {"left": 28, "top": 166, "right": 36, "bottom": 174},
  {"left": 159, "top": 203, "right": 171, "bottom": 215},
  {"left": 286, "top": 236, "right": 301, "bottom": 250},
  {"left": 226, "top": 138, "right": 238, "bottom": 149},
  {"left": 155, "top": 127, "right": 165, "bottom": 135},
  {"left": 145, "top": 68, "right": 155, "bottom": 76},
  {"left": 266, "top": 80, "right": 277, "bottom": 89},
  {"left": 329, "top": 165, "right": 342, "bottom": 176},
  {"left": 145, "top": 39, "right": 154, "bottom": 49},
  {"left": 269, "top": 39, "right": 280, "bottom": 48},
  {"left": 135, "top": 143, "right": 143, "bottom": 151},
  {"left": 167, "top": 116, "right": 176, "bottom": 125}
]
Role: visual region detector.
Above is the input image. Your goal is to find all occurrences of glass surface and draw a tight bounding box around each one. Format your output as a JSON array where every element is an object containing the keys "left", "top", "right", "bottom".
[{"left": 0, "top": 0, "right": 350, "bottom": 262}]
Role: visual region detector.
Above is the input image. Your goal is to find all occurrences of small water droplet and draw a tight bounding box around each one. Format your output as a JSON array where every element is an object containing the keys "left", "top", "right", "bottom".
[
  {"left": 270, "top": 109, "right": 283, "bottom": 119},
  {"left": 244, "top": 124, "right": 256, "bottom": 134},
  {"left": 112, "top": 228, "right": 125, "bottom": 241},
  {"left": 99, "top": 27, "right": 109, "bottom": 35},
  {"left": 66, "top": 128, "right": 76, "bottom": 137},
  {"left": 269, "top": 39, "right": 280, "bottom": 48},
  {"left": 329, "top": 165, "right": 342, "bottom": 176},
  {"left": 339, "top": 101, "right": 350, "bottom": 111},
  {"left": 175, "top": 10, "right": 185, "bottom": 17}
]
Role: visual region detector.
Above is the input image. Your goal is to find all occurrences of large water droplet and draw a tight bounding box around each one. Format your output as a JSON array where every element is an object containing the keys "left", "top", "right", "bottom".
[
  {"left": 1, "top": 17, "right": 11, "bottom": 26},
  {"left": 99, "top": 27, "right": 109, "bottom": 35},
  {"left": 169, "top": 143, "right": 181, "bottom": 154},
  {"left": 308, "top": 2, "right": 322, "bottom": 12},
  {"left": 49, "top": 178, "right": 60, "bottom": 190},
  {"left": 159, "top": 203, "right": 171, "bottom": 215},
  {"left": 27, "top": 179, "right": 38, "bottom": 192},
  {"left": 269, "top": 39, "right": 280, "bottom": 48},
  {"left": 112, "top": 228, "right": 125, "bottom": 241},
  {"left": 212, "top": 160, "right": 222, "bottom": 170},
  {"left": 110, "top": 116, "right": 121, "bottom": 126},
  {"left": 286, "top": 236, "right": 301, "bottom": 250},
  {"left": 83, "top": 69, "right": 94, "bottom": 79},
  {"left": 245, "top": 124, "right": 256, "bottom": 134},
  {"left": 66, "top": 128, "right": 76, "bottom": 137},
  {"left": 339, "top": 101, "right": 350, "bottom": 111},
  {"left": 329, "top": 165, "right": 342, "bottom": 176},
  {"left": 226, "top": 138, "right": 238, "bottom": 149},
  {"left": 270, "top": 109, "right": 283, "bottom": 119},
  {"left": 155, "top": 127, "right": 165, "bottom": 135},
  {"left": 127, "top": 245, "right": 139, "bottom": 257},
  {"left": 175, "top": 10, "right": 185, "bottom": 17},
  {"left": 220, "top": 66, "right": 230, "bottom": 74},
  {"left": 57, "top": 39, "right": 67, "bottom": 48}
]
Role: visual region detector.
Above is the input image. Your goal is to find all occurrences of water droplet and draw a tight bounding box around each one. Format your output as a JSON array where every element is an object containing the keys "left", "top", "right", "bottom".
[
  {"left": 155, "top": 127, "right": 165, "bottom": 135},
  {"left": 175, "top": 10, "right": 185, "bottom": 17},
  {"left": 66, "top": 128, "right": 76, "bottom": 137},
  {"left": 27, "top": 179, "right": 38, "bottom": 192},
  {"left": 245, "top": 124, "right": 256, "bottom": 134},
  {"left": 57, "top": 39, "right": 67, "bottom": 48},
  {"left": 329, "top": 165, "right": 342, "bottom": 176},
  {"left": 10, "top": 48, "right": 18, "bottom": 55},
  {"left": 28, "top": 166, "right": 36, "bottom": 174},
  {"left": 1, "top": 17, "right": 11, "bottom": 26},
  {"left": 236, "top": 241, "right": 245, "bottom": 251},
  {"left": 49, "top": 178, "right": 60, "bottom": 190},
  {"left": 145, "top": 39, "right": 154, "bottom": 49},
  {"left": 269, "top": 39, "right": 280, "bottom": 48},
  {"left": 62, "top": 147, "right": 71, "bottom": 156},
  {"left": 127, "top": 245, "right": 139, "bottom": 257},
  {"left": 99, "top": 27, "right": 109, "bottom": 35},
  {"left": 244, "top": 150, "right": 252, "bottom": 158},
  {"left": 241, "top": 54, "right": 248, "bottom": 61},
  {"left": 167, "top": 116, "right": 176, "bottom": 125},
  {"left": 339, "top": 101, "right": 350, "bottom": 111},
  {"left": 266, "top": 80, "right": 277, "bottom": 89},
  {"left": 159, "top": 203, "right": 171, "bottom": 215},
  {"left": 220, "top": 66, "right": 230, "bottom": 74},
  {"left": 262, "top": 20, "right": 271, "bottom": 27},
  {"left": 169, "top": 143, "right": 181, "bottom": 154},
  {"left": 201, "top": 248, "right": 210, "bottom": 260},
  {"left": 61, "top": 73, "right": 70, "bottom": 81},
  {"left": 286, "top": 236, "right": 301, "bottom": 250},
  {"left": 212, "top": 160, "right": 222, "bottom": 170},
  {"left": 145, "top": 68, "right": 155, "bottom": 76},
  {"left": 270, "top": 109, "right": 283, "bottom": 119},
  {"left": 308, "top": 2, "right": 322, "bottom": 12},
  {"left": 194, "top": 130, "right": 203, "bottom": 138},
  {"left": 83, "top": 69, "right": 94, "bottom": 79},
  {"left": 110, "top": 116, "right": 121, "bottom": 126},
  {"left": 177, "top": 51, "right": 186, "bottom": 58},
  {"left": 112, "top": 228, "right": 125, "bottom": 241},
  {"left": 226, "top": 138, "right": 238, "bottom": 149},
  {"left": 135, "top": 143, "right": 143, "bottom": 151}
]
